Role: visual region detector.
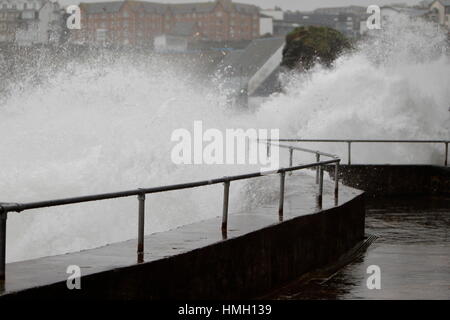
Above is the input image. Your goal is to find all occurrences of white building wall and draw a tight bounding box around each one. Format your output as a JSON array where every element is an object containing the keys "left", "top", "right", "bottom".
[
  {"left": 154, "top": 35, "right": 167, "bottom": 51},
  {"left": 3, "top": 0, "right": 60, "bottom": 46},
  {"left": 259, "top": 17, "right": 273, "bottom": 36},
  {"left": 431, "top": 1, "right": 446, "bottom": 24}
]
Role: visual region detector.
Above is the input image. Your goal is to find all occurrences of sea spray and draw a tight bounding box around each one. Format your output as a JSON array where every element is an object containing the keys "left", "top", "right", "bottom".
[
  {"left": 256, "top": 14, "right": 449, "bottom": 164},
  {"left": 1, "top": 15, "right": 449, "bottom": 262}
]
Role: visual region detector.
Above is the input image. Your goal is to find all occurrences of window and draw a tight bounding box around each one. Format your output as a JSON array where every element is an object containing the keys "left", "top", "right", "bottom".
[{"left": 96, "top": 29, "right": 107, "bottom": 42}]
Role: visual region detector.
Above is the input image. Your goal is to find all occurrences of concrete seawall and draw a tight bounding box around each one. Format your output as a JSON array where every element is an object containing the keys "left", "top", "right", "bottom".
[
  {"left": 328, "top": 165, "right": 450, "bottom": 197},
  {"left": 0, "top": 178, "right": 365, "bottom": 300}
]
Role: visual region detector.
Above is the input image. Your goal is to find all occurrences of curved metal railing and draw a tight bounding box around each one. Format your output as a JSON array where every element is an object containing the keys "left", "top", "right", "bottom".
[
  {"left": 0, "top": 143, "right": 341, "bottom": 283},
  {"left": 266, "top": 139, "right": 449, "bottom": 166}
]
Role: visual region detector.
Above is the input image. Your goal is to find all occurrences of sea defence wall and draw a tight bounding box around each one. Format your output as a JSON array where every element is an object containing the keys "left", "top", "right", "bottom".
[
  {"left": 327, "top": 165, "right": 450, "bottom": 197},
  {"left": 0, "top": 182, "right": 365, "bottom": 300}
]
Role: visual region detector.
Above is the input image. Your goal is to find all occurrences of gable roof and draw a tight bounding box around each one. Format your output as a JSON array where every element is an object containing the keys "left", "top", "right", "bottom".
[
  {"left": 80, "top": 1, "right": 259, "bottom": 16},
  {"left": 432, "top": 0, "right": 450, "bottom": 6},
  {"left": 169, "top": 2, "right": 216, "bottom": 14},
  {"left": 79, "top": 1, "right": 124, "bottom": 14},
  {"left": 80, "top": 1, "right": 170, "bottom": 14},
  {"left": 234, "top": 3, "right": 259, "bottom": 14},
  {"left": 133, "top": 1, "right": 168, "bottom": 14}
]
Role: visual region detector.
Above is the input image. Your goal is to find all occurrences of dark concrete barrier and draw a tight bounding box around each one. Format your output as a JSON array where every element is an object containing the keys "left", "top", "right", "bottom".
[
  {"left": 2, "top": 193, "right": 365, "bottom": 300},
  {"left": 326, "top": 165, "right": 450, "bottom": 197}
]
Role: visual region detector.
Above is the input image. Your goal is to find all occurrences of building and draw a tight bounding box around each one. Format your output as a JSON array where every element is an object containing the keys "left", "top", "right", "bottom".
[
  {"left": 154, "top": 21, "right": 201, "bottom": 52},
  {"left": 0, "top": 0, "right": 62, "bottom": 45},
  {"left": 72, "top": 0, "right": 260, "bottom": 46},
  {"left": 430, "top": 0, "right": 450, "bottom": 30},
  {"left": 360, "top": 4, "right": 444, "bottom": 35},
  {"left": 259, "top": 14, "right": 273, "bottom": 36},
  {"left": 72, "top": 1, "right": 166, "bottom": 46},
  {"left": 0, "top": 0, "right": 19, "bottom": 42},
  {"left": 260, "top": 7, "right": 284, "bottom": 21},
  {"left": 381, "top": 6, "right": 430, "bottom": 20},
  {"left": 314, "top": 6, "right": 367, "bottom": 16},
  {"left": 273, "top": 11, "right": 362, "bottom": 38}
]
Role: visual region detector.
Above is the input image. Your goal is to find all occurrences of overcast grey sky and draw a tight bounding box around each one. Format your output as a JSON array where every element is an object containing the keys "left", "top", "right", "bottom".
[{"left": 61, "top": 0, "right": 422, "bottom": 11}]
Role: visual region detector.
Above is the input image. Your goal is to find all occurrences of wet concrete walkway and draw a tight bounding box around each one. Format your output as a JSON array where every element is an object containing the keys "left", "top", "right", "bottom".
[
  {"left": 1, "top": 174, "right": 361, "bottom": 297},
  {"left": 272, "top": 196, "right": 450, "bottom": 300}
]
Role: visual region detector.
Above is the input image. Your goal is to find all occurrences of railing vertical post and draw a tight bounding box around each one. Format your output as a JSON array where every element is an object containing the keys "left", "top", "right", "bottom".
[
  {"left": 289, "top": 148, "right": 293, "bottom": 167},
  {"left": 334, "top": 161, "right": 340, "bottom": 201},
  {"left": 348, "top": 142, "right": 352, "bottom": 165},
  {"left": 137, "top": 193, "right": 145, "bottom": 263},
  {"left": 316, "top": 153, "right": 320, "bottom": 184},
  {"left": 317, "top": 166, "right": 324, "bottom": 208},
  {"left": 0, "top": 211, "right": 6, "bottom": 284},
  {"left": 266, "top": 141, "right": 271, "bottom": 158},
  {"left": 222, "top": 181, "right": 230, "bottom": 237},
  {"left": 289, "top": 148, "right": 293, "bottom": 176},
  {"left": 279, "top": 172, "right": 286, "bottom": 221},
  {"left": 445, "top": 142, "right": 448, "bottom": 167}
]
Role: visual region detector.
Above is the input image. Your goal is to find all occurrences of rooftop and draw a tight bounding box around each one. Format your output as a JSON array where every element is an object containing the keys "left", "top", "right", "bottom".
[
  {"left": 79, "top": 0, "right": 259, "bottom": 15},
  {"left": 437, "top": 0, "right": 450, "bottom": 6}
]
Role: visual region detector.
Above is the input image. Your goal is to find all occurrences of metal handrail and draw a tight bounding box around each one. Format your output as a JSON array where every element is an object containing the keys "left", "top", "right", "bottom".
[
  {"left": 264, "top": 139, "right": 449, "bottom": 166},
  {"left": 0, "top": 143, "right": 341, "bottom": 283}
]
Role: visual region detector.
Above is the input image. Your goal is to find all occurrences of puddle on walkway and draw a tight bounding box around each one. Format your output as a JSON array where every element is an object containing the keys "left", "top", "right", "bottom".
[{"left": 272, "top": 196, "right": 450, "bottom": 300}]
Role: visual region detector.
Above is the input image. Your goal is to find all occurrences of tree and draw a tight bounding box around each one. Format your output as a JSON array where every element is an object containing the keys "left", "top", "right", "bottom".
[{"left": 281, "top": 26, "right": 352, "bottom": 70}]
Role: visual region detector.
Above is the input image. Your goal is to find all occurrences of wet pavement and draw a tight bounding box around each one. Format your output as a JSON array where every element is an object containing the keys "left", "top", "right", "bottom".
[{"left": 271, "top": 196, "right": 450, "bottom": 300}]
